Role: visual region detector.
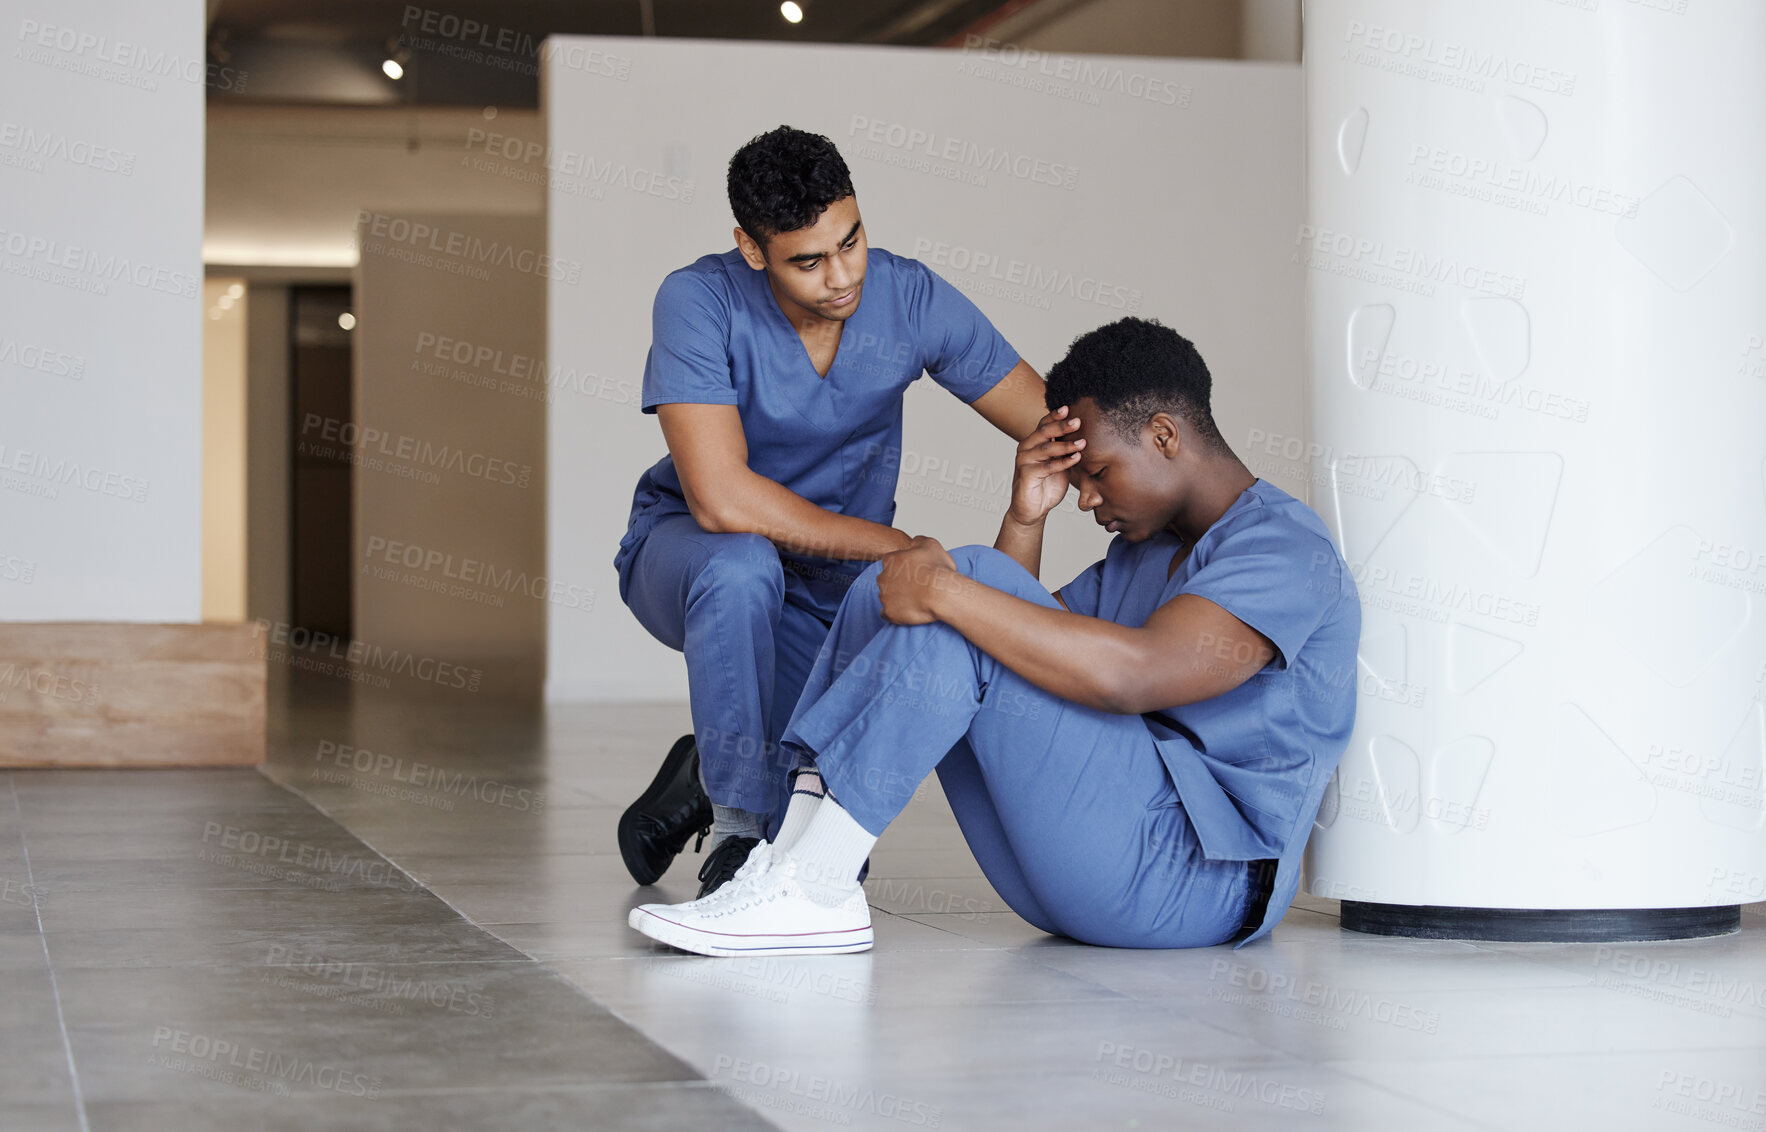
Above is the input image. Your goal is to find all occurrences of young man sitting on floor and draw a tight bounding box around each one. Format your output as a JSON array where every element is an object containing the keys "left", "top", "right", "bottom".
[{"left": 628, "top": 316, "right": 1362, "bottom": 956}]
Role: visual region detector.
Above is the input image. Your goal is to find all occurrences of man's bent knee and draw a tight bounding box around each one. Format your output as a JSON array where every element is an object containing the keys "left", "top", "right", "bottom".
[
  {"left": 692, "top": 532, "right": 785, "bottom": 598},
  {"left": 947, "top": 544, "right": 1059, "bottom": 605}
]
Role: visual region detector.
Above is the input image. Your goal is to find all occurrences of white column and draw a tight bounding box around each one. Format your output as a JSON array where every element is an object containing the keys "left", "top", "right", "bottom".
[{"left": 1303, "top": 0, "right": 1766, "bottom": 920}]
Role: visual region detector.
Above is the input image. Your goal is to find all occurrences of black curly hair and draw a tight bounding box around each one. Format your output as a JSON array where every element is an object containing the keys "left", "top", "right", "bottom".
[
  {"left": 727, "top": 126, "right": 855, "bottom": 247},
  {"left": 1044, "top": 317, "right": 1226, "bottom": 450}
]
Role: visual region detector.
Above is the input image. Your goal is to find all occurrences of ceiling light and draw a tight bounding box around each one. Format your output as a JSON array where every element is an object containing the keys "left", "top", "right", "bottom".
[
  {"left": 338, "top": 312, "right": 357, "bottom": 330},
  {"left": 382, "top": 58, "right": 404, "bottom": 80},
  {"left": 225, "top": 283, "right": 244, "bottom": 299},
  {"left": 780, "top": 2, "right": 804, "bottom": 23}
]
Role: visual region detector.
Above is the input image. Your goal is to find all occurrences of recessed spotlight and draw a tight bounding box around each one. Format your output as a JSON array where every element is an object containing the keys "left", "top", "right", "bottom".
[
  {"left": 226, "top": 283, "right": 244, "bottom": 299},
  {"left": 780, "top": 2, "right": 804, "bottom": 23},
  {"left": 382, "top": 58, "right": 404, "bottom": 80},
  {"left": 338, "top": 312, "right": 357, "bottom": 330}
]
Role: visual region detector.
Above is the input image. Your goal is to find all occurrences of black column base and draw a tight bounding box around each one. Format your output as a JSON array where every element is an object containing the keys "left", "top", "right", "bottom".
[{"left": 1340, "top": 902, "right": 1741, "bottom": 943}]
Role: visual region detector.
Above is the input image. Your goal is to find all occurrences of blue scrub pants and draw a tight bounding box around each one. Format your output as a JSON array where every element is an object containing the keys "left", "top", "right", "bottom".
[
  {"left": 780, "top": 545, "right": 1256, "bottom": 949},
  {"left": 621, "top": 511, "right": 839, "bottom": 824}
]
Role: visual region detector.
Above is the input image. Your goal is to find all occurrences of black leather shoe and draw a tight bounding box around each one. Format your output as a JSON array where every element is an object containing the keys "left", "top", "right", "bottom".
[
  {"left": 697, "top": 835, "right": 762, "bottom": 899},
  {"left": 618, "top": 734, "right": 713, "bottom": 886}
]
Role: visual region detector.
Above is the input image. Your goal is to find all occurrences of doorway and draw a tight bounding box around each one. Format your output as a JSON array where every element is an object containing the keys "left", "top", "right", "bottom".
[{"left": 288, "top": 285, "right": 355, "bottom": 639}]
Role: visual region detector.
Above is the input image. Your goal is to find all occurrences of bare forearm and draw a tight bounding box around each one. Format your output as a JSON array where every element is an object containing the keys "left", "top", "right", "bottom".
[
  {"left": 968, "top": 358, "right": 1048, "bottom": 443},
  {"left": 715, "top": 472, "right": 910, "bottom": 561},
  {"left": 926, "top": 569, "right": 1140, "bottom": 713},
  {"left": 992, "top": 515, "right": 1046, "bottom": 579}
]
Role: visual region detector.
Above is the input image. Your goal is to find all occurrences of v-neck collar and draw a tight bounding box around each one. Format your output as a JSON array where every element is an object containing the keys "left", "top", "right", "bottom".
[
  {"left": 1161, "top": 480, "right": 1265, "bottom": 585},
  {"left": 747, "top": 253, "right": 864, "bottom": 386},
  {"left": 732, "top": 251, "right": 858, "bottom": 433},
  {"left": 1166, "top": 537, "right": 1191, "bottom": 582}
]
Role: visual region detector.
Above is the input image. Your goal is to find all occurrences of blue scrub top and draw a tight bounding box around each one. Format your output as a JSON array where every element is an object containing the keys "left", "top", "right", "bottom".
[
  {"left": 614, "top": 247, "right": 1021, "bottom": 620},
  {"left": 1056, "top": 478, "right": 1361, "bottom": 945}
]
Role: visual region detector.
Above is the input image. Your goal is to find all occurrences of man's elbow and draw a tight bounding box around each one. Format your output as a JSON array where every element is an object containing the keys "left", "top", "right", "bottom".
[
  {"left": 1055, "top": 636, "right": 1149, "bottom": 714},
  {"left": 1087, "top": 660, "right": 1145, "bottom": 715},
  {"left": 1096, "top": 645, "right": 1201, "bottom": 715},
  {"left": 1100, "top": 683, "right": 1157, "bottom": 716},
  {"left": 1092, "top": 689, "right": 1133, "bottom": 715},
  {"left": 684, "top": 491, "right": 738, "bottom": 535},
  {"left": 1107, "top": 680, "right": 1196, "bottom": 717}
]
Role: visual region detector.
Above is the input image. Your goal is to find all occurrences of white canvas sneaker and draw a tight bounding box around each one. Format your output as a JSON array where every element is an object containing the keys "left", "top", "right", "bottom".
[
  {"left": 628, "top": 849, "right": 873, "bottom": 957},
  {"left": 694, "top": 838, "right": 775, "bottom": 905}
]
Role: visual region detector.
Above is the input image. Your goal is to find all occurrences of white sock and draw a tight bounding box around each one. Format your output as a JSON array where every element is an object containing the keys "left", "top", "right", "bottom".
[
  {"left": 771, "top": 772, "right": 825, "bottom": 853},
  {"left": 785, "top": 793, "right": 876, "bottom": 900}
]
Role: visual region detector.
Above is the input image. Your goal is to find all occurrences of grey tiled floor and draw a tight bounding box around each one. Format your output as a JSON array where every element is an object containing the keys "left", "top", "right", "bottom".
[
  {"left": 7, "top": 675, "right": 1765, "bottom": 1130},
  {"left": 0, "top": 693, "right": 773, "bottom": 1130}
]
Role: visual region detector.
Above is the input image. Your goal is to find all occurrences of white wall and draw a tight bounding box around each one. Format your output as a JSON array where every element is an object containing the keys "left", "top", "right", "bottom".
[
  {"left": 1243, "top": 0, "right": 1303, "bottom": 62},
  {"left": 0, "top": 0, "right": 205, "bottom": 622},
  {"left": 544, "top": 37, "right": 1303, "bottom": 702}
]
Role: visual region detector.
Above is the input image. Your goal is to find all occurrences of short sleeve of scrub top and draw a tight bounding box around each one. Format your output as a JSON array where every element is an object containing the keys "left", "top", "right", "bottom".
[
  {"left": 1056, "top": 559, "right": 1106, "bottom": 617},
  {"left": 903, "top": 260, "right": 1020, "bottom": 404},
  {"left": 1178, "top": 514, "right": 1345, "bottom": 669},
  {"left": 641, "top": 270, "right": 737, "bottom": 412}
]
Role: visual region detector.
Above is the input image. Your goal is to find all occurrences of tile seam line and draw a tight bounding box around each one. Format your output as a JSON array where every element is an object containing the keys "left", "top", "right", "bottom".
[
  {"left": 254, "top": 766, "right": 564, "bottom": 958},
  {"left": 10, "top": 775, "right": 92, "bottom": 1132},
  {"left": 218, "top": 1079, "right": 771, "bottom": 1101},
  {"left": 1314, "top": 1042, "right": 1766, "bottom": 1065},
  {"left": 255, "top": 765, "right": 775, "bottom": 1119},
  {"left": 235, "top": 1080, "right": 763, "bottom": 1097},
  {"left": 1313, "top": 1060, "right": 1512, "bottom": 1132}
]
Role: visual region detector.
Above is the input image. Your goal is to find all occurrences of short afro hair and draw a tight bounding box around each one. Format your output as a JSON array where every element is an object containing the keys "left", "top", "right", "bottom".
[
  {"left": 727, "top": 126, "right": 855, "bottom": 246},
  {"left": 1044, "top": 317, "right": 1225, "bottom": 450}
]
